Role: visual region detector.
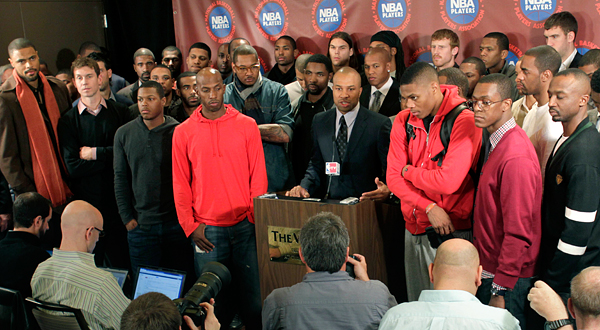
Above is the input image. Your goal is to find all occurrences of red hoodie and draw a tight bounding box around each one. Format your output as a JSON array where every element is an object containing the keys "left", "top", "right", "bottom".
[
  {"left": 387, "top": 85, "right": 481, "bottom": 235},
  {"left": 172, "top": 104, "right": 268, "bottom": 236}
]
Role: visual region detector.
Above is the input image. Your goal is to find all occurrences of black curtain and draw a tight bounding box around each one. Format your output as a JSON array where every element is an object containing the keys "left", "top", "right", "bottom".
[{"left": 102, "top": 0, "right": 176, "bottom": 83}]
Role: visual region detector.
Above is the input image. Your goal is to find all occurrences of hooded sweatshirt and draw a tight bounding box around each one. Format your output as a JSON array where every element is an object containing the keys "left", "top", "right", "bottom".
[
  {"left": 172, "top": 104, "right": 268, "bottom": 236},
  {"left": 387, "top": 85, "right": 482, "bottom": 235}
]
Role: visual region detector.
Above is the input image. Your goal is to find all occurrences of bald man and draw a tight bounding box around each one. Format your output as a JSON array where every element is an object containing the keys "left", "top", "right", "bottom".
[
  {"left": 387, "top": 62, "right": 481, "bottom": 301},
  {"left": 539, "top": 69, "right": 600, "bottom": 296},
  {"left": 31, "top": 200, "right": 130, "bottom": 330},
  {"left": 360, "top": 47, "right": 401, "bottom": 117},
  {"left": 287, "top": 67, "right": 392, "bottom": 201},
  {"left": 118, "top": 47, "right": 157, "bottom": 102},
  {"left": 379, "top": 239, "right": 520, "bottom": 329}
]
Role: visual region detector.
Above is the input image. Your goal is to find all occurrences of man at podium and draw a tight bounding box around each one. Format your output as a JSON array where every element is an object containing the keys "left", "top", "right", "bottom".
[{"left": 287, "top": 67, "right": 392, "bottom": 201}]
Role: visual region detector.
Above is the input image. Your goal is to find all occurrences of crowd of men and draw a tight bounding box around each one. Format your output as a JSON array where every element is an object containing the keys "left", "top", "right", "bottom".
[{"left": 0, "top": 9, "right": 599, "bottom": 330}]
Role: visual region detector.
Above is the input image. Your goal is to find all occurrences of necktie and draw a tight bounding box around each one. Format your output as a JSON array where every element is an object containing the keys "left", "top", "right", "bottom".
[
  {"left": 336, "top": 116, "right": 348, "bottom": 161},
  {"left": 370, "top": 90, "right": 383, "bottom": 113}
]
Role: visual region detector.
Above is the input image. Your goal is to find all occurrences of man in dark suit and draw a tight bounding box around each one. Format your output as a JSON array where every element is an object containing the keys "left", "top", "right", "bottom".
[
  {"left": 117, "top": 48, "right": 156, "bottom": 102},
  {"left": 360, "top": 48, "right": 400, "bottom": 117},
  {"left": 287, "top": 67, "right": 392, "bottom": 201}
]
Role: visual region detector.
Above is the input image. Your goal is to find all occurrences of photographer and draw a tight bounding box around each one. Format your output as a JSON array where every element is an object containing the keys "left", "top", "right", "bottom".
[
  {"left": 121, "top": 292, "right": 219, "bottom": 330},
  {"left": 262, "top": 211, "right": 397, "bottom": 330}
]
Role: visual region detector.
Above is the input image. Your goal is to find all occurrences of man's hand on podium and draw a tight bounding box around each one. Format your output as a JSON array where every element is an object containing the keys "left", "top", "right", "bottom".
[
  {"left": 191, "top": 223, "right": 214, "bottom": 252},
  {"left": 360, "top": 177, "right": 390, "bottom": 202},
  {"left": 286, "top": 185, "right": 310, "bottom": 198},
  {"left": 347, "top": 253, "right": 369, "bottom": 281}
]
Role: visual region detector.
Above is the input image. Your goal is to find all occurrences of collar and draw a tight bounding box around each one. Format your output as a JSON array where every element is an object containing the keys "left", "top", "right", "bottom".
[
  {"left": 25, "top": 77, "right": 43, "bottom": 94},
  {"left": 418, "top": 290, "right": 480, "bottom": 303},
  {"left": 300, "top": 87, "right": 333, "bottom": 106},
  {"left": 4, "top": 230, "right": 42, "bottom": 246},
  {"left": 335, "top": 102, "right": 360, "bottom": 125},
  {"left": 234, "top": 73, "right": 263, "bottom": 100},
  {"left": 489, "top": 118, "right": 516, "bottom": 151},
  {"left": 302, "top": 271, "right": 353, "bottom": 282},
  {"left": 51, "top": 248, "right": 96, "bottom": 266},
  {"left": 77, "top": 97, "right": 107, "bottom": 115},
  {"left": 561, "top": 48, "right": 578, "bottom": 70},
  {"left": 108, "top": 91, "right": 116, "bottom": 102},
  {"left": 370, "top": 76, "right": 393, "bottom": 97}
]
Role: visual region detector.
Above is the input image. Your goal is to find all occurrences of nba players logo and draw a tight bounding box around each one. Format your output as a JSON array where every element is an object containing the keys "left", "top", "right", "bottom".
[
  {"left": 440, "top": 0, "right": 484, "bottom": 31},
  {"left": 576, "top": 40, "right": 600, "bottom": 56},
  {"left": 514, "top": 0, "right": 561, "bottom": 28},
  {"left": 507, "top": 44, "right": 523, "bottom": 66},
  {"left": 372, "top": 0, "right": 411, "bottom": 32},
  {"left": 255, "top": 0, "right": 289, "bottom": 41},
  {"left": 312, "top": 0, "right": 348, "bottom": 38},
  {"left": 205, "top": 2, "right": 236, "bottom": 43}
]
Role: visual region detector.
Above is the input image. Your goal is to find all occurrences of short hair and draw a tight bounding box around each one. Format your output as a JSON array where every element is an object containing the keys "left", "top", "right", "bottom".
[
  {"left": 71, "top": 57, "right": 100, "bottom": 77},
  {"left": 591, "top": 69, "right": 600, "bottom": 94},
  {"left": 571, "top": 267, "right": 600, "bottom": 317},
  {"left": 365, "top": 47, "right": 392, "bottom": 63},
  {"left": 176, "top": 71, "right": 196, "bottom": 89},
  {"left": 400, "top": 62, "right": 439, "bottom": 86},
  {"left": 483, "top": 32, "right": 509, "bottom": 52},
  {"left": 56, "top": 69, "right": 72, "bottom": 79},
  {"left": 7, "top": 38, "right": 36, "bottom": 56},
  {"left": 327, "top": 32, "right": 359, "bottom": 70},
  {"left": 524, "top": 45, "right": 562, "bottom": 75},
  {"left": 133, "top": 48, "right": 155, "bottom": 63},
  {"left": 306, "top": 54, "right": 333, "bottom": 74},
  {"left": 294, "top": 54, "right": 313, "bottom": 73},
  {"left": 229, "top": 38, "right": 250, "bottom": 57},
  {"left": 477, "top": 73, "right": 513, "bottom": 100},
  {"left": 0, "top": 64, "right": 13, "bottom": 82},
  {"left": 462, "top": 56, "right": 487, "bottom": 76},
  {"left": 431, "top": 29, "right": 459, "bottom": 49},
  {"left": 78, "top": 41, "right": 101, "bottom": 56},
  {"left": 188, "top": 42, "right": 212, "bottom": 60},
  {"left": 554, "top": 67, "right": 591, "bottom": 83},
  {"left": 299, "top": 212, "right": 349, "bottom": 273},
  {"left": 544, "top": 11, "right": 578, "bottom": 38},
  {"left": 162, "top": 45, "right": 182, "bottom": 58},
  {"left": 276, "top": 35, "right": 296, "bottom": 50},
  {"left": 120, "top": 292, "right": 181, "bottom": 330},
  {"left": 139, "top": 80, "right": 165, "bottom": 98},
  {"left": 13, "top": 192, "right": 51, "bottom": 229},
  {"left": 579, "top": 50, "right": 600, "bottom": 69},
  {"left": 88, "top": 51, "right": 112, "bottom": 70},
  {"left": 233, "top": 45, "right": 258, "bottom": 64},
  {"left": 152, "top": 64, "right": 172, "bottom": 78},
  {"left": 438, "top": 67, "right": 469, "bottom": 97}
]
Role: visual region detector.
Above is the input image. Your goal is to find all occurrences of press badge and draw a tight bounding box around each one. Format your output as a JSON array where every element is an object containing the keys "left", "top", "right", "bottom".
[{"left": 326, "top": 162, "right": 341, "bottom": 176}]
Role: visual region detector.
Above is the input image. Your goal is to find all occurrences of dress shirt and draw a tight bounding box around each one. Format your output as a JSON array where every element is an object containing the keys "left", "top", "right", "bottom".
[
  {"left": 560, "top": 48, "right": 578, "bottom": 72},
  {"left": 511, "top": 96, "right": 530, "bottom": 128},
  {"left": 335, "top": 103, "right": 359, "bottom": 141},
  {"left": 489, "top": 118, "right": 516, "bottom": 152},
  {"left": 369, "top": 76, "right": 393, "bottom": 109}
]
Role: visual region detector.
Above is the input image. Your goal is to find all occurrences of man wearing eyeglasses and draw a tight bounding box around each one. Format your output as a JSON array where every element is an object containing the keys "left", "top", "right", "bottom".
[
  {"left": 224, "top": 45, "right": 295, "bottom": 193},
  {"left": 471, "top": 74, "right": 542, "bottom": 328},
  {"left": 32, "top": 200, "right": 130, "bottom": 329}
]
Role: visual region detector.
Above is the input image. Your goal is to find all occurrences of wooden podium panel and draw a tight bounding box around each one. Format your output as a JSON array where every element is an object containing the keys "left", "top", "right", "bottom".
[{"left": 254, "top": 197, "right": 388, "bottom": 301}]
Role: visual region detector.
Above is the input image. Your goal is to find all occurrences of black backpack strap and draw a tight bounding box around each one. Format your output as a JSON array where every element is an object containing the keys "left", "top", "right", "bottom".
[
  {"left": 430, "top": 103, "right": 468, "bottom": 167},
  {"left": 405, "top": 114, "right": 416, "bottom": 142}
]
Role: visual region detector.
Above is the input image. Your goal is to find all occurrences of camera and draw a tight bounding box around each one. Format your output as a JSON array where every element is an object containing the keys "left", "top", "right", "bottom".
[
  {"left": 346, "top": 255, "right": 358, "bottom": 278},
  {"left": 174, "top": 262, "right": 231, "bottom": 330}
]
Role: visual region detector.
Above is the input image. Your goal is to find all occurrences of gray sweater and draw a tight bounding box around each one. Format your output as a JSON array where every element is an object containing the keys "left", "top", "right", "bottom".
[{"left": 113, "top": 116, "right": 179, "bottom": 225}]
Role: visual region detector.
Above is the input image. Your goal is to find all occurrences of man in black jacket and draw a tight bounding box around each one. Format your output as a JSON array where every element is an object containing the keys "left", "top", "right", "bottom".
[{"left": 360, "top": 47, "right": 401, "bottom": 117}]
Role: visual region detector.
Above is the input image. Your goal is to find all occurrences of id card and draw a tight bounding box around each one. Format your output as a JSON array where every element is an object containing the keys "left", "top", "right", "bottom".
[{"left": 326, "top": 162, "right": 341, "bottom": 176}]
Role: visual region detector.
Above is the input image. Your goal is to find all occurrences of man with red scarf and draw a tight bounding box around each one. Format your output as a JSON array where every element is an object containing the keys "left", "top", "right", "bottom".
[{"left": 0, "top": 38, "right": 71, "bottom": 243}]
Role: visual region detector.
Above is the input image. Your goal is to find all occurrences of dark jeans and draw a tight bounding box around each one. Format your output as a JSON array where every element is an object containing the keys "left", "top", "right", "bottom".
[
  {"left": 477, "top": 276, "right": 536, "bottom": 329},
  {"left": 193, "top": 218, "right": 262, "bottom": 330},
  {"left": 127, "top": 220, "right": 195, "bottom": 291}
]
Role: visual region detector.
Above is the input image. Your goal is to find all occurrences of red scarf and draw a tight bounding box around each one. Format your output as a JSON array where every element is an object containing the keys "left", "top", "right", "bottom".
[{"left": 13, "top": 69, "right": 71, "bottom": 206}]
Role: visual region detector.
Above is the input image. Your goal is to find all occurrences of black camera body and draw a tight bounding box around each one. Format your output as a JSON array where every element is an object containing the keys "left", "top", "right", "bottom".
[{"left": 174, "top": 262, "right": 231, "bottom": 330}]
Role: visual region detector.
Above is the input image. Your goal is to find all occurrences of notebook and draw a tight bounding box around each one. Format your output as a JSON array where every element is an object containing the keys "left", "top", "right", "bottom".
[
  {"left": 133, "top": 266, "right": 186, "bottom": 300},
  {"left": 100, "top": 267, "right": 129, "bottom": 289}
]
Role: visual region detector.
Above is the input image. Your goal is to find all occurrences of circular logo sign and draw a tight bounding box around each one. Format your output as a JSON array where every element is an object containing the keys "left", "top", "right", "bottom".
[
  {"left": 514, "top": 0, "right": 561, "bottom": 28},
  {"left": 373, "top": 0, "right": 411, "bottom": 32},
  {"left": 205, "top": 2, "right": 235, "bottom": 43},
  {"left": 255, "top": 0, "right": 289, "bottom": 41},
  {"left": 507, "top": 44, "right": 523, "bottom": 67},
  {"left": 312, "top": 0, "right": 348, "bottom": 38},
  {"left": 440, "top": 0, "right": 484, "bottom": 31},
  {"left": 410, "top": 45, "right": 431, "bottom": 65},
  {"left": 576, "top": 40, "right": 600, "bottom": 55}
]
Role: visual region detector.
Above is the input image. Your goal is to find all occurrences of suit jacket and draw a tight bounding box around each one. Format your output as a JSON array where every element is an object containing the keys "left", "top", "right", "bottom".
[
  {"left": 110, "top": 73, "right": 130, "bottom": 97},
  {"left": 0, "top": 75, "right": 71, "bottom": 194},
  {"left": 359, "top": 78, "right": 401, "bottom": 117},
  {"left": 300, "top": 106, "right": 392, "bottom": 199},
  {"left": 569, "top": 51, "right": 583, "bottom": 69},
  {"left": 117, "top": 80, "right": 140, "bottom": 102}
]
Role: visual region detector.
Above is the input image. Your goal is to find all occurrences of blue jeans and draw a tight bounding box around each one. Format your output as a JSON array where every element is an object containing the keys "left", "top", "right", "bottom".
[
  {"left": 193, "top": 218, "right": 262, "bottom": 330},
  {"left": 477, "top": 276, "right": 536, "bottom": 329}
]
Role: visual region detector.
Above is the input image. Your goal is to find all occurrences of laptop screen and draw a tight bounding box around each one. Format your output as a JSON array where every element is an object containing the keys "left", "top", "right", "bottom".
[
  {"left": 100, "top": 267, "right": 129, "bottom": 289},
  {"left": 133, "top": 266, "right": 186, "bottom": 300}
]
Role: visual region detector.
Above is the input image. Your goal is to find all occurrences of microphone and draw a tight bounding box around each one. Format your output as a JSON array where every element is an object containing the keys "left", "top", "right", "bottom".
[{"left": 324, "top": 135, "right": 337, "bottom": 200}]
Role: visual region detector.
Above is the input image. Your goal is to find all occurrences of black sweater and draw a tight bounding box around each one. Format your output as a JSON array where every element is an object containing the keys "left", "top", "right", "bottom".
[{"left": 113, "top": 116, "right": 179, "bottom": 226}]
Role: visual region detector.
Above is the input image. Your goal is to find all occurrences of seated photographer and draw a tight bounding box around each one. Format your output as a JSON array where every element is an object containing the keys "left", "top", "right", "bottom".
[
  {"left": 528, "top": 266, "right": 600, "bottom": 330},
  {"left": 121, "top": 292, "right": 219, "bottom": 330},
  {"left": 262, "top": 211, "right": 397, "bottom": 330}
]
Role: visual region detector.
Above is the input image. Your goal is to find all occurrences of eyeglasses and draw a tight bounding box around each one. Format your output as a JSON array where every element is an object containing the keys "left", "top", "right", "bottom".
[
  {"left": 468, "top": 99, "right": 505, "bottom": 111},
  {"left": 236, "top": 64, "right": 260, "bottom": 73},
  {"left": 88, "top": 227, "right": 105, "bottom": 237}
]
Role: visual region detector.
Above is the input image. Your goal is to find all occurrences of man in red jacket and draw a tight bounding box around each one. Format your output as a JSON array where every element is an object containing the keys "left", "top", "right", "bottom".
[
  {"left": 172, "top": 67, "right": 268, "bottom": 330},
  {"left": 471, "top": 74, "right": 542, "bottom": 328},
  {"left": 387, "top": 62, "right": 481, "bottom": 301}
]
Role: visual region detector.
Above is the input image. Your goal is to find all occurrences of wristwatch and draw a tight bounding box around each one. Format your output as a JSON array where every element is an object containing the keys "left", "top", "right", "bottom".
[
  {"left": 490, "top": 286, "right": 506, "bottom": 297},
  {"left": 545, "top": 319, "right": 572, "bottom": 329}
]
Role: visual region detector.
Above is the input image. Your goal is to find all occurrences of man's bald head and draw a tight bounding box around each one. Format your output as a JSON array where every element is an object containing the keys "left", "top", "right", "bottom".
[
  {"left": 332, "top": 66, "right": 361, "bottom": 86},
  {"left": 554, "top": 68, "right": 592, "bottom": 95},
  {"left": 365, "top": 47, "right": 392, "bottom": 63},
  {"left": 571, "top": 267, "right": 600, "bottom": 318},
  {"left": 197, "top": 67, "right": 223, "bottom": 86},
  {"left": 133, "top": 48, "right": 155, "bottom": 62},
  {"left": 429, "top": 239, "right": 482, "bottom": 295},
  {"left": 60, "top": 200, "right": 103, "bottom": 253},
  {"left": 434, "top": 238, "right": 479, "bottom": 269},
  {"left": 295, "top": 53, "right": 313, "bottom": 74}
]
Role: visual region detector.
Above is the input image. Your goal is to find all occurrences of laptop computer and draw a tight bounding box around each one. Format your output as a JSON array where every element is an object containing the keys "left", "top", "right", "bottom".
[
  {"left": 100, "top": 267, "right": 129, "bottom": 289},
  {"left": 133, "top": 266, "right": 186, "bottom": 300}
]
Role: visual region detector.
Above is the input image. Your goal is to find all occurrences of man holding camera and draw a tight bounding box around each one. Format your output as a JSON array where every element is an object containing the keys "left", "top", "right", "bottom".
[{"left": 262, "top": 212, "right": 397, "bottom": 330}]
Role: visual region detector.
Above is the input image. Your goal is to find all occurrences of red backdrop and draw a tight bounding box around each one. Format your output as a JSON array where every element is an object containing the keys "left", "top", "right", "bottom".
[{"left": 172, "top": 0, "right": 600, "bottom": 72}]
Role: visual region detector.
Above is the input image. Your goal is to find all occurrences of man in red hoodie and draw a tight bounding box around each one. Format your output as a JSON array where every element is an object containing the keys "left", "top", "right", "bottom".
[
  {"left": 172, "top": 67, "right": 268, "bottom": 329},
  {"left": 387, "top": 62, "right": 481, "bottom": 301}
]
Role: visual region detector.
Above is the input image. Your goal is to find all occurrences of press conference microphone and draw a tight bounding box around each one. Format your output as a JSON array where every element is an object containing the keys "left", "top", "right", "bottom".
[{"left": 324, "top": 135, "right": 336, "bottom": 200}]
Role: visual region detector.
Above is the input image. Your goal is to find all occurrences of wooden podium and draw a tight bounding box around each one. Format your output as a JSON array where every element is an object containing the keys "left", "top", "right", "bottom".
[{"left": 254, "top": 197, "right": 394, "bottom": 301}]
